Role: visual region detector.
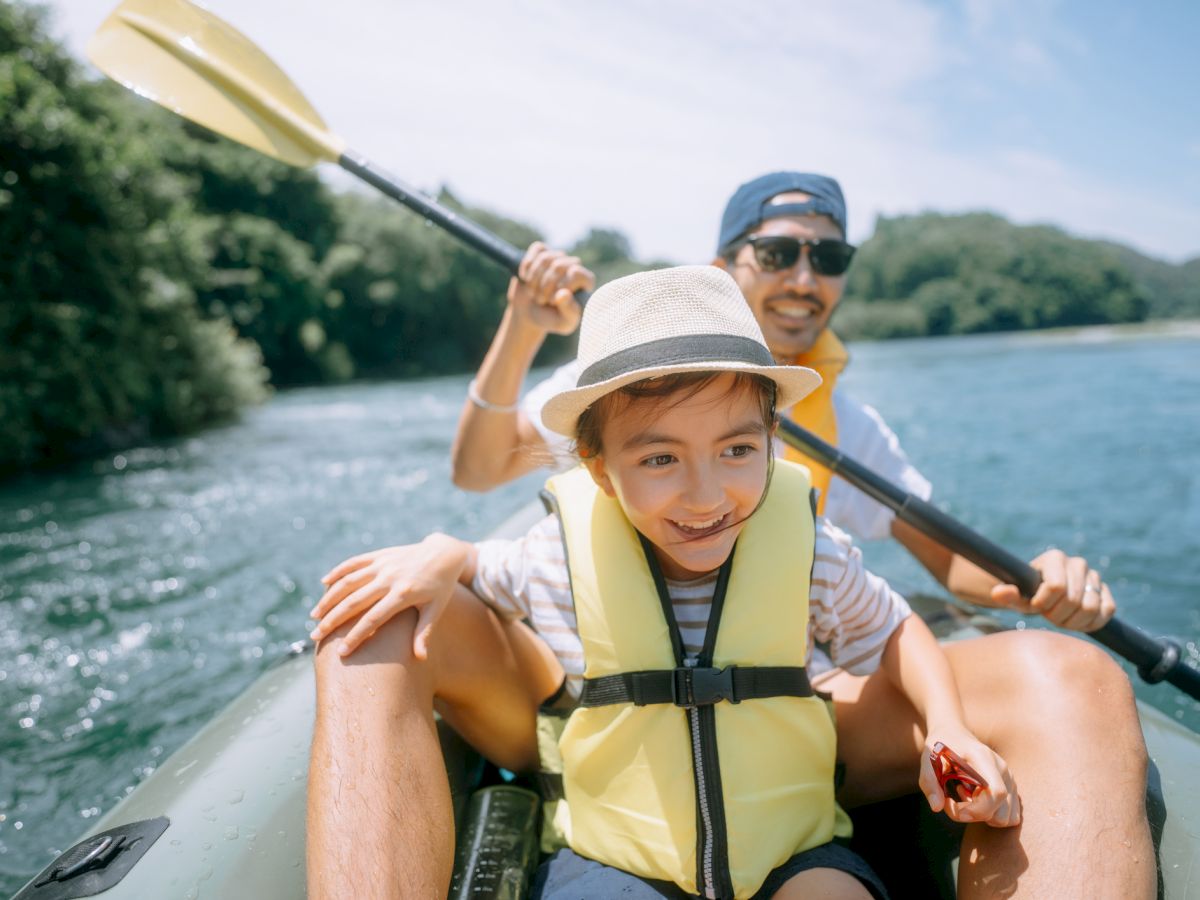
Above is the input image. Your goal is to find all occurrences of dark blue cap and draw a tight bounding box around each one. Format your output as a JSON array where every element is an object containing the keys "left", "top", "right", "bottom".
[{"left": 717, "top": 172, "right": 847, "bottom": 254}]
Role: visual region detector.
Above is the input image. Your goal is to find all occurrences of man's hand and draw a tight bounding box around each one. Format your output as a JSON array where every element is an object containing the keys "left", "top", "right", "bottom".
[
  {"left": 990, "top": 549, "right": 1116, "bottom": 633},
  {"left": 508, "top": 242, "right": 592, "bottom": 335}
]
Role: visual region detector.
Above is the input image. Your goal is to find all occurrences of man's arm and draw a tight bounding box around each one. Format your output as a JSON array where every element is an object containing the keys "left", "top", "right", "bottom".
[
  {"left": 891, "top": 517, "right": 1116, "bottom": 632},
  {"left": 450, "top": 242, "right": 593, "bottom": 491}
]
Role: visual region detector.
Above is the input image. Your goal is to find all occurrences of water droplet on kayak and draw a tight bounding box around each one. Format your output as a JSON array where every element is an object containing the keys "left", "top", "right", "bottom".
[
  {"left": 228, "top": 789, "right": 245, "bottom": 805},
  {"left": 224, "top": 825, "right": 239, "bottom": 841}
]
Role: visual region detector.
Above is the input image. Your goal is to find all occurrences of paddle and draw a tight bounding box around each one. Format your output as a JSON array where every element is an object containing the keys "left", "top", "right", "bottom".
[
  {"left": 87, "top": 0, "right": 1199, "bottom": 701},
  {"left": 779, "top": 420, "right": 1200, "bottom": 701},
  {"left": 87, "top": 0, "right": 534, "bottom": 282}
]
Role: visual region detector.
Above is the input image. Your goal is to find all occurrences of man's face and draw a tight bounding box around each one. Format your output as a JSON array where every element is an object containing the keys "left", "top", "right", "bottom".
[{"left": 715, "top": 194, "right": 847, "bottom": 362}]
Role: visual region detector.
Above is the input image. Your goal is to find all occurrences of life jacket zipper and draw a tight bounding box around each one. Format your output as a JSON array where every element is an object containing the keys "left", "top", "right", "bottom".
[
  {"left": 692, "top": 683, "right": 733, "bottom": 899},
  {"left": 687, "top": 703, "right": 719, "bottom": 899}
]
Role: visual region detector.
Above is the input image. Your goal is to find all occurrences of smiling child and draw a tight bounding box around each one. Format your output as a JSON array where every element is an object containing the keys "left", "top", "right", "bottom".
[{"left": 310, "top": 266, "right": 1019, "bottom": 900}]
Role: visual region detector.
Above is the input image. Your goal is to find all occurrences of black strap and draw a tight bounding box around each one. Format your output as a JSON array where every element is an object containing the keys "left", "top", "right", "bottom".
[
  {"left": 536, "top": 772, "right": 565, "bottom": 802},
  {"left": 580, "top": 665, "right": 813, "bottom": 709}
]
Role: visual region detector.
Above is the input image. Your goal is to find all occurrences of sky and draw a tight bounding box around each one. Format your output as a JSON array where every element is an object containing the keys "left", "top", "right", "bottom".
[{"left": 43, "top": 0, "right": 1200, "bottom": 264}]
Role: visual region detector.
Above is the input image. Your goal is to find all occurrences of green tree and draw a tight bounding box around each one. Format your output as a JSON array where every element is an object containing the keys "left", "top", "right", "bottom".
[
  {"left": 0, "top": 2, "right": 267, "bottom": 475},
  {"left": 837, "top": 213, "right": 1149, "bottom": 340},
  {"left": 325, "top": 189, "right": 547, "bottom": 377}
]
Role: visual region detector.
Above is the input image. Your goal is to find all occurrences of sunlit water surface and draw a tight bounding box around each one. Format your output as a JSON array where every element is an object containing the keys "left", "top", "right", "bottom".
[{"left": 1, "top": 323, "right": 1197, "bottom": 891}]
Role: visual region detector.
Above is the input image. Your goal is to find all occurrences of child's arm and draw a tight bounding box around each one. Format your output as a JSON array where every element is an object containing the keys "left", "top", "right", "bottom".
[
  {"left": 309, "top": 533, "right": 478, "bottom": 658},
  {"left": 879, "top": 615, "right": 1022, "bottom": 828}
]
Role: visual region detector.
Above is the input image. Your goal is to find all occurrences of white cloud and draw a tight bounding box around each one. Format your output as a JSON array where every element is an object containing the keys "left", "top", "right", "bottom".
[{"left": 42, "top": 0, "right": 1200, "bottom": 263}]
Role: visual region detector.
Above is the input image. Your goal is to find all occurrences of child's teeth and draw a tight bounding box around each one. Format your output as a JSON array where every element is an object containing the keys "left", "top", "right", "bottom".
[{"left": 675, "top": 515, "right": 721, "bottom": 531}]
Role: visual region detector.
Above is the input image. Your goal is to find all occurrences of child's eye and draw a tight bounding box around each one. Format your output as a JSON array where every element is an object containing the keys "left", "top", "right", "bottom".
[
  {"left": 642, "top": 454, "right": 676, "bottom": 468},
  {"left": 723, "top": 444, "right": 757, "bottom": 459}
]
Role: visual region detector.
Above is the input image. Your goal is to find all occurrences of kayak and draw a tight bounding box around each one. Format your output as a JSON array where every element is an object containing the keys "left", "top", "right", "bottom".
[{"left": 13, "top": 501, "right": 1200, "bottom": 899}]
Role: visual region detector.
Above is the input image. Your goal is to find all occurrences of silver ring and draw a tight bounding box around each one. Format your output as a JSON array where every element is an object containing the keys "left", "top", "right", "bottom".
[{"left": 1084, "top": 583, "right": 1101, "bottom": 594}]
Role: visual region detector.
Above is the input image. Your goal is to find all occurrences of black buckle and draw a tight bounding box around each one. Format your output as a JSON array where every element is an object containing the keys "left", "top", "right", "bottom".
[{"left": 671, "top": 666, "right": 738, "bottom": 707}]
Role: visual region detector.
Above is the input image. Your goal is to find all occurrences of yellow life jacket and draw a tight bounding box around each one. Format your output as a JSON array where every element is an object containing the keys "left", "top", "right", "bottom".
[
  {"left": 544, "top": 460, "right": 839, "bottom": 899},
  {"left": 781, "top": 328, "right": 849, "bottom": 514}
]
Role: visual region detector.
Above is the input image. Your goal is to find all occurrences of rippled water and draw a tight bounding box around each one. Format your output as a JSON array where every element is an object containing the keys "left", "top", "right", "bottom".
[{"left": 2, "top": 323, "right": 1198, "bottom": 892}]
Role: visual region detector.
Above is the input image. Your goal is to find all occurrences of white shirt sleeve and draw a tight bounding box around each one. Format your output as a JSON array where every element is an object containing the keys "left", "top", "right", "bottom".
[
  {"left": 471, "top": 514, "right": 573, "bottom": 623},
  {"left": 471, "top": 514, "right": 585, "bottom": 690},
  {"left": 821, "top": 390, "right": 933, "bottom": 541},
  {"left": 519, "top": 360, "right": 581, "bottom": 467},
  {"left": 470, "top": 535, "right": 535, "bottom": 623},
  {"left": 808, "top": 517, "right": 913, "bottom": 677}
]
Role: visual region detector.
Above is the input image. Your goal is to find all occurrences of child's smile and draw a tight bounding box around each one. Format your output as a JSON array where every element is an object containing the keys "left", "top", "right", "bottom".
[{"left": 583, "top": 373, "right": 773, "bottom": 581}]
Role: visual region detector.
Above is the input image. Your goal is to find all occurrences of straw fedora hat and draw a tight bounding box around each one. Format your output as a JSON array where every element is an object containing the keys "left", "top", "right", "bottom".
[{"left": 540, "top": 265, "right": 821, "bottom": 437}]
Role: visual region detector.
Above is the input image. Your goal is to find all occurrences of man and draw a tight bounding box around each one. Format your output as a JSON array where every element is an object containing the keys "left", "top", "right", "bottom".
[
  {"left": 308, "top": 173, "right": 1152, "bottom": 898},
  {"left": 452, "top": 174, "right": 1119, "bottom": 620}
]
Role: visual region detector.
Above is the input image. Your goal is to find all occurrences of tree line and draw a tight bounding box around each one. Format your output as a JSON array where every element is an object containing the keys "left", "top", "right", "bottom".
[{"left": 1, "top": 2, "right": 1196, "bottom": 476}]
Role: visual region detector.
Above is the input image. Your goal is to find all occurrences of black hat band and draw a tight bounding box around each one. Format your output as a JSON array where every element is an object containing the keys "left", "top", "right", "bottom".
[{"left": 577, "top": 334, "right": 776, "bottom": 388}]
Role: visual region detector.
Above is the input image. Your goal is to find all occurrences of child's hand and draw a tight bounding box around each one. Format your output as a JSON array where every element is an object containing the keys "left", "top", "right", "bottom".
[
  {"left": 919, "top": 725, "right": 1021, "bottom": 828},
  {"left": 309, "top": 534, "right": 471, "bottom": 658}
]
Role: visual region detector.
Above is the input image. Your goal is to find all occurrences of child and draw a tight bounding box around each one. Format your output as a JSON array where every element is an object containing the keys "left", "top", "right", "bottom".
[{"left": 310, "top": 266, "right": 1019, "bottom": 900}]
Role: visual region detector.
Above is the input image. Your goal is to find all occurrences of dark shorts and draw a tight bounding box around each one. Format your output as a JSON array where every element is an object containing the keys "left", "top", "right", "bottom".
[{"left": 531, "top": 842, "right": 889, "bottom": 899}]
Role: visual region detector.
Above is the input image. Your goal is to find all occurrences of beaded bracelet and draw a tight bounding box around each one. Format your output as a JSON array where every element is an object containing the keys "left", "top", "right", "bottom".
[{"left": 467, "top": 379, "right": 519, "bottom": 413}]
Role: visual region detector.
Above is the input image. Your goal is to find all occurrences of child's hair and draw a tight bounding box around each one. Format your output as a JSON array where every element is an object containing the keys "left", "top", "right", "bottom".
[{"left": 573, "top": 371, "right": 779, "bottom": 458}]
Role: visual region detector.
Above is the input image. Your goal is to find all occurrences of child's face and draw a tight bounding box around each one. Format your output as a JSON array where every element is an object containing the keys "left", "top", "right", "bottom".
[{"left": 584, "top": 373, "right": 772, "bottom": 581}]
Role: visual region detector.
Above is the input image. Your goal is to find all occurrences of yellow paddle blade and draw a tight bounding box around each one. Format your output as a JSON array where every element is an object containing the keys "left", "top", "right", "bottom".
[{"left": 87, "top": 0, "right": 345, "bottom": 167}]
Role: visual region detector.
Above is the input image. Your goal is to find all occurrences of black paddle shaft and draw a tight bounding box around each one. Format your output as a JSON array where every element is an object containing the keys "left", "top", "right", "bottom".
[
  {"left": 779, "top": 419, "right": 1200, "bottom": 701},
  {"left": 339, "top": 150, "right": 589, "bottom": 303}
]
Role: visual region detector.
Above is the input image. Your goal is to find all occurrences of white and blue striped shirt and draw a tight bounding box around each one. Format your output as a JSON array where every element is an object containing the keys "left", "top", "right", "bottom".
[{"left": 472, "top": 513, "right": 912, "bottom": 699}]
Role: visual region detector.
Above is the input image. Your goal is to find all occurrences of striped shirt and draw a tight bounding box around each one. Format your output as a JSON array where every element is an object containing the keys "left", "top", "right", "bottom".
[{"left": 472, "top": 513, "right": 912, "bottom": 699}]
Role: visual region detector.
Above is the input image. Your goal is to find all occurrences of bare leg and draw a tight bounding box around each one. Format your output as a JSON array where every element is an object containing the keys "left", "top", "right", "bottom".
[
  {"left": 825, "top": 630, "right": 1153, "bottom": 900},
  {"left": 771, "top": 868, "right": 872, "bottom": 899},
  {"left": 307, "top": 585, "right": 563, "bottom": 899}
]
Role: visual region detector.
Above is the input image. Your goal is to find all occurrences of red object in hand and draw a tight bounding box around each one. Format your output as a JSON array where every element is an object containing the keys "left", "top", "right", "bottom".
[{"left": 930, "top": 742, "right": 987, "bottom": 802}]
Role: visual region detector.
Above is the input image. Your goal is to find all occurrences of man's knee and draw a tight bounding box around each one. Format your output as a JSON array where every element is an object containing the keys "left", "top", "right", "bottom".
[
  {"left": 312, "top": 607, "right": 434, "bottom": 709},
  {"left": 1003, "top": 630, "right": 1135, "bottom": 708},
  {"left": 970, "top": 631, "right": 1144, "bottom": 759}
]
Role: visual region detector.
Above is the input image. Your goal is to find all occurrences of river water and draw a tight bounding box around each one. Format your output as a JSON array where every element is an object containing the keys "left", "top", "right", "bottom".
[{"left": 1, "top": 323, "right": 1198, "bottom": 892}]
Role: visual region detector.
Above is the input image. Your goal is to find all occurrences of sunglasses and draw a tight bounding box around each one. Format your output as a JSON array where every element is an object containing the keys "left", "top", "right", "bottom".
[
  {"left": 929, "top": 742, "right": 987, "bottom": 803},
  {"left": 729, "top": 234, "right": 856, "bottom": 277}
]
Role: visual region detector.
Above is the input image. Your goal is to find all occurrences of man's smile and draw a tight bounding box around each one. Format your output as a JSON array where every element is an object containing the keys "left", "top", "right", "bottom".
[{"left": 764, "top": 294, "right": 823, "bottom": 325}]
